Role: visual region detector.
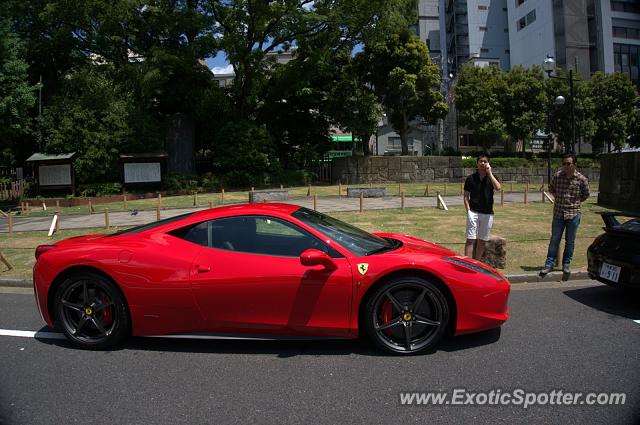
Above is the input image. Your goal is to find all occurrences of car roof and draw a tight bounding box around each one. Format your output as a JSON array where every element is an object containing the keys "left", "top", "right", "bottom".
[{"left": 186, "top": 203, "right": 302, "bottom": 223}]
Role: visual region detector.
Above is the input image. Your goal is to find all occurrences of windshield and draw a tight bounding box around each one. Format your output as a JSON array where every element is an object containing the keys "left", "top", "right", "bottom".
[
  {"left": 105, "top": 212, "right": 196, "bottom": 236},
  {"left": 292, "top": 208, "right": 395, "bottom": 256}
]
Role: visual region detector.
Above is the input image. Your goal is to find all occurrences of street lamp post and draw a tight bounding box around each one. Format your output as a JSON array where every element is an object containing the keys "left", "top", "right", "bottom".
[
  {"left": 542, "top": 55, "right": 576, "bottom": 153},
  {"left": 542, "top": 56, "right": 571, "bottom": 185}
]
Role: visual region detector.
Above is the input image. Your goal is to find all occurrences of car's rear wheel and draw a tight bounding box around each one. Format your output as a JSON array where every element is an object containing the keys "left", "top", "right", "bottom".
[
  {"left": 54, "top": 272, "right": 129, "bottom": 350},
  {"left": 364, "top": 277, "right": 449, "bottom": 355}
]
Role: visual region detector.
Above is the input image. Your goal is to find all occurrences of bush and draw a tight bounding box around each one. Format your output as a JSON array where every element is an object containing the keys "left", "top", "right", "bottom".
[
  {"left": 213, "top": 121, "right": 278, "bottom": 188},
  {"left": 163, "top": 173, "right": 220, "bottom": 192},
  {"left": 462, "top": 156, "right": 599, "bottom": 169},
  {"left": 77, "top": 182, "right": 122, "bottom": 197}
]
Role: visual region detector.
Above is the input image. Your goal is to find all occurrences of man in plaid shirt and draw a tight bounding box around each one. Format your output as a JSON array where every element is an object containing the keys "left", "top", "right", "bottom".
[{"left": 540, "top": 154, "right": 590, "bottom": 280}]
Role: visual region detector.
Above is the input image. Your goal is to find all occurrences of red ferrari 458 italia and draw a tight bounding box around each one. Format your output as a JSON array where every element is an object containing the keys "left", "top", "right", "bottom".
[{"left": 33, "top": 203, "right": 510, "bottom": 355}]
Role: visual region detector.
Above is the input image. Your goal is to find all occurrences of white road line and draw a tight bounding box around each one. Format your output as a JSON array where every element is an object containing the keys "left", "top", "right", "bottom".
[
  {"left": 0, "top": 329, "right": 66, "bottom": 340},
  {"left": 0, "top": 328, "right": 347, "bottom": 342}
]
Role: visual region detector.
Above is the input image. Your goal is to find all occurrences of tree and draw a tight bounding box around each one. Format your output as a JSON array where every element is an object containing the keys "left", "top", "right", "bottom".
[
  {"left": 544, "top": 68, "right": 594, "bottom": 153},
  {"left": 0, "top": 7, "right": 36, "bottom": 167},
  {"left": 208, "top": 0, "right": 417, "bottom": 120},
  {"left": 360, "top": 29, "right": 447, "bottom": 155},
  {"left": 502, "top": 66, "right": 545, "bottom": 155},
  {"left": 588, "top": 71, "right": 638, "bottom": 152},
  {"left": 39, "top": 68, "right": 163, "bottom": 183},
  {"left": 455, "top": 64, "right": 506, "bottom": 152}
]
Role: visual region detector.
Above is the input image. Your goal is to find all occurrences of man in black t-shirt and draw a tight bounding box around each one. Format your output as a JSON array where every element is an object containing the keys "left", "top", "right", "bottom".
[{"left": 463, "top": 154, "right": 502, "bottom": 260}]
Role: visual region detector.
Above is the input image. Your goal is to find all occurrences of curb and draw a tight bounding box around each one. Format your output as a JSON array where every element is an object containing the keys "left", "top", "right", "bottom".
[
  {"left": 505, "top": 271, "right": 589, "bottom": 284},
  {"left": 0, "top": 271, "right": 591, "bottom": 288}
]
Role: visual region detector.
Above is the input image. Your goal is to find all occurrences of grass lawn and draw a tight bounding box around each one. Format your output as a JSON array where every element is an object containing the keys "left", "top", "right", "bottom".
[
  {"left": 11, "top": 181, "right": 599, "bottom": 218},
  {"left": 0, "top": 197, "right": 612, "bottom": 280}
]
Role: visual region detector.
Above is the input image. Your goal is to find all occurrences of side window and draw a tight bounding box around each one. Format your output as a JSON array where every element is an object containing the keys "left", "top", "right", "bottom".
[
  {"left": 170, "top": 221, "right": 210, "bottom": 247},
  {"left": 210, "top": 216, "right": 342, "bottom": 258}
]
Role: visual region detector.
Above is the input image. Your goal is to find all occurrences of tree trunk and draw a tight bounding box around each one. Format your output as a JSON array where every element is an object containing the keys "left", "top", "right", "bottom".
[{"left": 400, "top": 113, "right": 409, "bottom": 155}]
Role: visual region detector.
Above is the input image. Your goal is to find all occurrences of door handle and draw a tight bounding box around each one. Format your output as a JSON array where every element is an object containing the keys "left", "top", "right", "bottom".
[{"left": 195, "top": 265, "right": 211, "bottom": 274}]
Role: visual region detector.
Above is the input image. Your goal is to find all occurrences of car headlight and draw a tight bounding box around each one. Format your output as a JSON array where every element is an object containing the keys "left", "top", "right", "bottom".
[{"left": 442, "top": 256, "right": 503, "bottom": 281}]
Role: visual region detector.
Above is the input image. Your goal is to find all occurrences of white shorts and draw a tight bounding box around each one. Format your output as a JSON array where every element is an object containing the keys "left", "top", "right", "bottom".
[{"left": 466, "top": 210, "right": 494, "bottom": 241}]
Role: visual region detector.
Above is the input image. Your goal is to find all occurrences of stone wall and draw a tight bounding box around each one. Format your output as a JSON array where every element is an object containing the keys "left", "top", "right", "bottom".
[
  {"left": 332, "top": 156, "right": 600, "bottom": 185},
  {"left": 598, "top": 152, "right": 640, "bottom": 212}
]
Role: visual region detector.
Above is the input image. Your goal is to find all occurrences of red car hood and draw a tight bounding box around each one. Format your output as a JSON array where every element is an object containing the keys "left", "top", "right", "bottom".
[{"left": 373, "top": 232, "right": 457, "bottom": 258}]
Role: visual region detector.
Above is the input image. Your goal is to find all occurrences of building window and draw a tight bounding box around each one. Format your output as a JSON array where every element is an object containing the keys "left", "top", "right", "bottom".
[
  {"left": 614, "top": 43, "right": 639, "bottom": 88},
  {"left": 479, "top": 26, "right": 488, "bottom": 31},
  {"left": 517, "top": 9, "right": 536, "bottom": 31},
  {"left": 478, "top": 5, "right": 488, "bottom": 10},
  {"left": 613, "top": 26, "right": 640, "bottom": 40},
  {"left": 516, "top": 0, "right": 526, "bottom": 6},
  {"left": 504, "top": 28, "right": 509, "bottom": 32},
  {"left": 505, "top": 49, "right": 511, "bottom": 54},
  {"left": 481, "top": 48, "right": 490, "bottom": 53},
  {"left": 611, "top": 1, "right": 640, "bottom": 13}
]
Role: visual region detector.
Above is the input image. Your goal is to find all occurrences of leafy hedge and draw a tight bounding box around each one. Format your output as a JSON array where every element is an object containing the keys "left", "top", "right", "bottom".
[{"left": 462, "top": 156, "right": 599, "bottom": 169}]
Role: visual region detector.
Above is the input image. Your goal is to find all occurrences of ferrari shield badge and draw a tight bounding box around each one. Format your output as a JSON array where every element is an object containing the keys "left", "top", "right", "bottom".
[{"left": 357, "top": 263, "right": 369, "bottom": 276}]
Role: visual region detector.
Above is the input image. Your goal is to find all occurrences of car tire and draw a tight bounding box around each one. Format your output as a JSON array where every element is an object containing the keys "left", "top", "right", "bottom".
[
  {"left": 364, "top": 276, "right": 449, "bottom": 355},
  {"left": 54, "top": 271, "right": 130, "bottom": 350}
]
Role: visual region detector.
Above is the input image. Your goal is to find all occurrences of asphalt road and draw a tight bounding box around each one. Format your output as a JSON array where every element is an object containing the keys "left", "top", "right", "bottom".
[{"left": 1, "top": 280, "right": 639, "bottom": 425}]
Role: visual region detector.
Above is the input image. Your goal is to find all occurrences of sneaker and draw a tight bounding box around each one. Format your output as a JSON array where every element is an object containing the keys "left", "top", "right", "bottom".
[
  {"left": 562, "top": 265, "right": 571, "bottom": 281},
  {"left": 539, "top": 266, "right": 553, "bottom": 277}
]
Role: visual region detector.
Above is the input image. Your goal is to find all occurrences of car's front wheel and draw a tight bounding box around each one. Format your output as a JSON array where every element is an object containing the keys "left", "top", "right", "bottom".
[
  {"left": 364, "top": 277, "right": 450, "bottom": 355},
  {"left": 54, "top": 271, "right": 130, "bottom": 350}
]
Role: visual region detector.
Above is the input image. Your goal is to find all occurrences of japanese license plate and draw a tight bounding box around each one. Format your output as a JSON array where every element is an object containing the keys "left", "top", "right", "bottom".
[{"left": 599, "top": 262, "right": 621, "bottom": 283}]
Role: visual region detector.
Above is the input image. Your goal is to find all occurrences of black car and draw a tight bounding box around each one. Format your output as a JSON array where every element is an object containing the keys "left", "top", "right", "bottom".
[{"left": 588, "top": 212, "right": 640, "bottom": 290}]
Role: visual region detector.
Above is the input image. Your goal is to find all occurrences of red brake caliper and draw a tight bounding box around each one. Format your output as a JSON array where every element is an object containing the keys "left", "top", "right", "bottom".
[
  {"left": 99, "top": 293, "right": 113, "bottom": 326},
  {"left": 380, "top": 300, "right": 394, "bottom": 336}
]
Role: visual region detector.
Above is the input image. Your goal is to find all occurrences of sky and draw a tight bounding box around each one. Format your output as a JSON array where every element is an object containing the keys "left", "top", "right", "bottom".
[{"left": 207, "top": 52, "right": 233, "bottom": 74}]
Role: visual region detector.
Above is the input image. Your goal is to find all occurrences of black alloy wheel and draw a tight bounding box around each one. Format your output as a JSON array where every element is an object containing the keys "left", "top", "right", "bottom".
[
  {"left": 54, "top": 272, "right": 130, "bottom": 349},
  {"left": 364, "top": 277, "right": 449, "bottom": 355}
]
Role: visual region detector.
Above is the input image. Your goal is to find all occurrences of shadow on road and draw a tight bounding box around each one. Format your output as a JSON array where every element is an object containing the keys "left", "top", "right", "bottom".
[
  {"left": 563, "top": 284, "right": 640, "bottom": 320},
  {"left": 34, "top": 326, "right": 503, "bottom": 357}
]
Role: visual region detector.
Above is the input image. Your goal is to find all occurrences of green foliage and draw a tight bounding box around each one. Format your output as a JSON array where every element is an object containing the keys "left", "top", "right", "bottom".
[
  {"left": 0, "top": 7, "right": 36, "bottom": 162},
  {"left": 77, "top": 182, "right": 123, "bottom": 197},
  {"left": 455, "top": 64, "right": 506, "bottom": 151},
  {"left": 587, "top": 71, "right": 638, "bottom": 151},
  {"left": 163, "top": 173, "right": 220, "bottom": 192},
  {"left": 502, "top": 66, "right": 545, "bottom": 153},
  {"left": 462, "top": 156, "right": 598, "bottom": 169},
  {"left": 213, "top": 121, "right": 278, "bottom": 188},
  {"left": 359, "top": 29, "right": 447, "bottom": 154},
  {"left": 39, "top": 67, "right": 163, "bottom": 184}
]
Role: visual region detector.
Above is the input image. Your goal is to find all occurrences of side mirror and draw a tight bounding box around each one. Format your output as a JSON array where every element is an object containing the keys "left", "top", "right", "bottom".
[{"left": 300, "top": 249, "right": 336, "bottom": 270}]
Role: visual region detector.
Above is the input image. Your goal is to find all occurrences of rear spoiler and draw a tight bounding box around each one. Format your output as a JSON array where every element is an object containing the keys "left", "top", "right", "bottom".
[{"left": 598, "top": 211, "right": 640, "bottom": 231}]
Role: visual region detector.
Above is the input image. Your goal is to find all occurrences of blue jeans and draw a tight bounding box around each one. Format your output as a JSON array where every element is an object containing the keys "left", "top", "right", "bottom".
[{"left": 545, "top": 213, "right": 581, "bottom": 268}]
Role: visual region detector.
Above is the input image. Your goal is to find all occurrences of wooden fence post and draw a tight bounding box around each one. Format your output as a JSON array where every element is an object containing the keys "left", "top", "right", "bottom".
[
  {"left": 156, "top": 205, "right": 161, "bottom": 221},
  {"left": 221, "top": 189, "right": 225, "bottom": 204},
  {"left": 500, "top": 189, "right": 504, "bottom": 207},
  {"left": 55, "top": 210, "right": 60, "bottom": 232},
  {"left": 338, "top": 183, "right": 342, "bottom": 197},
  {"left": 401, "top": 191, "right": 405, "bottom": 210},
  {"left": 307, "top": 184, "right": 311, "bottom": 197},
  {"left": 313, "top": 194, "right": 317, "bottom": 210},
  {"left": 0, "top": 252, "right": 13, "bottom": 270},
  {"left": 123, "top": 195, "right": 127, "bottom": 209},
  {"left": 524, "top": 185, "right": 528, "bottom": 204},
  {"left": 436, "top": 191, "right": 441, "bottom": 209},
  {"left": 8, "top": 213, "right": 13, "bottom": 236},
  {"left": 104, "top": 209, "right": 109, "bottom": 228},
  {"left": 88, "top": 200, "right": 93, "bottom": 214},
  {"left": 424, "top": 184, "right": 429, "bottom": 196},
  {"left": 359, "top": 192, "right": 364, "bottom": 213},
  {"left": 208, "top": 200, "right": 213, "bottom": 209}
]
